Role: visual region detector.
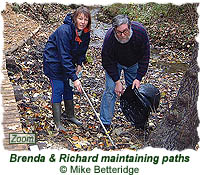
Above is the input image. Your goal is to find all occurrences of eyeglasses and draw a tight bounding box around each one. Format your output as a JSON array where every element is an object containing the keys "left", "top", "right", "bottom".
[{"left": 115, "top": 28, "right": 130, "bottom": 36}]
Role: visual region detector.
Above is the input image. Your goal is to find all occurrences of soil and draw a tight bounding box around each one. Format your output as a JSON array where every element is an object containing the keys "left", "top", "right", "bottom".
[{"left": 2, "top": 4, "right": 40, "bottom": 53}]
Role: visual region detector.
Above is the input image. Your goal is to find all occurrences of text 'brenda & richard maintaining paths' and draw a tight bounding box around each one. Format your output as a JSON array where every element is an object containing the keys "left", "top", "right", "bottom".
[{"left": 10, "top": 153, "right": 190, "bottom": 165}]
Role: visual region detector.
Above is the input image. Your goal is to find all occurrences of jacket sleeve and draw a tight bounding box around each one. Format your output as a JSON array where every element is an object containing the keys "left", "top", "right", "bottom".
[
  {"left": 77, "top": 33, "right": 90, "bottom": 65},
  {"left": 56, "top": 26, "right": 78, "bottom": 82},
  {"left": 136, "top": 30, "right": 150, "bottom": 81},
  {"left": 102, "top": 30, "right": 119, "bottom": 82}
]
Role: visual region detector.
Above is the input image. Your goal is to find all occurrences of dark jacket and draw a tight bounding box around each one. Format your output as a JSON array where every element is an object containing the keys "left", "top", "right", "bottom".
[
  {"left": 43, "top": 14, "right": 90, "bottom": 81},
  {"left": 102, "top": 21, "right": 150, "bottom": 82}
]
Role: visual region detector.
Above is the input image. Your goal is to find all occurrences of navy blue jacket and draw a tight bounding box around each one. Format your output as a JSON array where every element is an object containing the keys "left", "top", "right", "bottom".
[
  {"left": 43, "top": 14, "right": 90, "bottom": 81},
  {"left": 102, "top": 21, "right": 150, "bottom": 82}
]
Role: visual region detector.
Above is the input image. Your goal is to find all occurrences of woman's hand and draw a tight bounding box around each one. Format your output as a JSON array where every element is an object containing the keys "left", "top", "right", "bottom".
[
  {"left": 76, "top": 65, "right": 82, "bottom": 76},
  {"left": 74, "top": 79, "right": 82, "bottom": 93}
]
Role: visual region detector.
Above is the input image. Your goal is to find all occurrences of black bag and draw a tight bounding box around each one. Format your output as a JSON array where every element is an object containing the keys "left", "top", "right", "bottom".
[
  {"left": 137, "top": 83, "right": 160, "bottom": 112},
  {"left": 120, "top": 84, "right": 160, "bottom": 129}
]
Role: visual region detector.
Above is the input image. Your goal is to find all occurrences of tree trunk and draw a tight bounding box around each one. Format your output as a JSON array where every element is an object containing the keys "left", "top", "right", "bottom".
[{"left": 146, "top": 42, "right": 199, "bottom": 150}]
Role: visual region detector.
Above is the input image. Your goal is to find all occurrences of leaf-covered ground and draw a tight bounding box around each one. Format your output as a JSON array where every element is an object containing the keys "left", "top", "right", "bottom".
[{"left": 4, "top": 3, "right": 199, "bottom": 151}]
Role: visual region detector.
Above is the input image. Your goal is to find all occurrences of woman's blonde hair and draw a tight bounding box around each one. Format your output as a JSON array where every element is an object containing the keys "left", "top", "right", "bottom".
[{"left": 72, "top": 6, "right": 91, "bottom": 30}]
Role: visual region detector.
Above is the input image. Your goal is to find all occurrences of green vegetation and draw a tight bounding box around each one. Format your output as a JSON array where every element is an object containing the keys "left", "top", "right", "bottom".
[{"left": 98, "top": 3, "right": 199, "bottom": 50}]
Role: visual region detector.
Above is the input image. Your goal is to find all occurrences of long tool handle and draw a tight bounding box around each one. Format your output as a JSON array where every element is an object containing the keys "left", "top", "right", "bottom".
[{"left": 80, "top": 85, "right": 117, "bottom": 149}]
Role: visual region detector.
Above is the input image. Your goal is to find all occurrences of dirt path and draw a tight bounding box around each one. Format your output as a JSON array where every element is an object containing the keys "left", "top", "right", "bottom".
[{"left": 1, "top": 4, "right": 40, "bottom": 150}]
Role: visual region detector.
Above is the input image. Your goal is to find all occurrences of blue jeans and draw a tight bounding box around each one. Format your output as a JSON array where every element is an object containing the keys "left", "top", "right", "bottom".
[
  {"left": 100, "top": 63, "right": 138, "bottom": 125},
  {"left": 50, "top": 79, "right": 73, "bottom": 103}
]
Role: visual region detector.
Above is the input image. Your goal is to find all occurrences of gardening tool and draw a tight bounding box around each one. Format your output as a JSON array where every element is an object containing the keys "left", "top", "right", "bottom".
[{"left": 80, "top": 84, "right": 117, "bottom": 149}]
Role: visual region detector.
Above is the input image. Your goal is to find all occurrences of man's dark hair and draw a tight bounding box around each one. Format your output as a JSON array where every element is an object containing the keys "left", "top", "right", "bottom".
[{"left": 112, "top": 14, "right": 131, "bottom": 29}]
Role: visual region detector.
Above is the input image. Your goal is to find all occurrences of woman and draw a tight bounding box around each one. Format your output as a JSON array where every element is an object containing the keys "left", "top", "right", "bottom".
[{"left": 43, "top": 6, "right": 91, "bottom": 131}]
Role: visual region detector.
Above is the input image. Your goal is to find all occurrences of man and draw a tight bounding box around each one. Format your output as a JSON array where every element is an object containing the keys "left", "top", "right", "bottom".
[{"left": 100, "top": 14, "right": 150, "bottom": 131}]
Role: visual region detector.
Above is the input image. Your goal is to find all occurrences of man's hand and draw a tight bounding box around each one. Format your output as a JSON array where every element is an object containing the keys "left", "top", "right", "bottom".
[
  {"left": 132, "top": 79, "right": 140, "bottom": 89},
  {"left": 74, "top": 79, "right": 82, "bottom": 93},
  {"left": 115, "top": 80, "right": 123, "bottom": 97}
]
